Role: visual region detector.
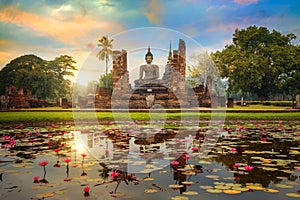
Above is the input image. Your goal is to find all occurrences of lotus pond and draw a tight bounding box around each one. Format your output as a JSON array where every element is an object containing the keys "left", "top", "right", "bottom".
[{"left": 0, "top": 120, "right": 300, "bottom": 200}]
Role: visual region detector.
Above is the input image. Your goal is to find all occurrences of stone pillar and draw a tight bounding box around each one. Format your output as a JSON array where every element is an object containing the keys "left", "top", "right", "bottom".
[
  {"left": 112, "top": 49, "right": 129, "bottom": 90},
  {"left": 112, "top": 50, "right": 129, "bottom": 95},
  {"left": 60, "top": 98, "right": 69, "bottom": 108},
  {"left": 178, "top": 39, "right": 186, "bottom": 79},
  {"left": 167, "top": 39, "right": 188, "bottom": 108},
  {"left": 227, "top": 98, "right": 234, "bottom": 108},
  {"left": 111, "top": 49, "right": 130, "bottom": 108},
  {"left": 296, "top": 94, "right": 300, "bottom": 109}
]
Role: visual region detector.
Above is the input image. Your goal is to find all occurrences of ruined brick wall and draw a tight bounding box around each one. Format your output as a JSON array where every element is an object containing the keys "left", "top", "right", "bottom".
[
  {"left": 167, "top": 39, "right": 188, "bottom": 107},
  {"left": 112, "top": 50, "right": 130, "bottom": 95},
  {"left": 178, "top": 39, "right": 186, "bottom": 79},
  {"left": 111, "top": 49, "right": 131, "bottom": 108},
  {"left": 5, "top": 85, "right": 30, "bottom": 108}
]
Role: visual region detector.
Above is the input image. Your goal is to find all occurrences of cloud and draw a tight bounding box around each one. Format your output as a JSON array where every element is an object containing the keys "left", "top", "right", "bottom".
[
  {"left": 179, "top": 24, "right": 202, "bottom": 37},
  {"left": 234, "top": 0, "right": 258, "bottom": 4},
  {"left": 0, "top": 51, "right": 14, "bottom": 67},
  {"left": 206, "top": 21, "right": 240, "bottom": 32},
  {"left": 144, "top": 0, "right": 162, "bottom": 25},
  {"left": 0, "top": 39, "right": 23, "bottom": 67},
  {"left": 0, "top": 5, "right": 124, "bottom": 45}
]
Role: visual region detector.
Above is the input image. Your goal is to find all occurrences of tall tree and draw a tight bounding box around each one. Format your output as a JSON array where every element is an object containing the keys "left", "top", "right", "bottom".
[
  {"left": 0, "top": 54, "right": 77, "bottom": 100},
  {"left": 213, "top": 26, "right": 297, "bottom": 100},
  {"left": 279, "top": 45, "right": 300, "bottom": 107},
  {"left": 97, "top": 35, "right": 113, "bottom": 88},
  {"left": 188, "top": 50, "right": 226, "bottom": 96},
  {"left": 47, "top": 55, "right": 77, "bottom": 98}
]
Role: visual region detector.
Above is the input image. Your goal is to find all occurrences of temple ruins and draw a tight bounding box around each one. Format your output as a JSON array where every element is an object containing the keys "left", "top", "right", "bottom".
[{"left": 92, "top": 39, "right": 212, "bottom": 109}]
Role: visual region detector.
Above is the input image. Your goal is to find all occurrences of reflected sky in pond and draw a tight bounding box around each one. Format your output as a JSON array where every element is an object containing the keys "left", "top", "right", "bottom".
[{"left": 0, "top": 121, "right": 300, "bottom": 199}]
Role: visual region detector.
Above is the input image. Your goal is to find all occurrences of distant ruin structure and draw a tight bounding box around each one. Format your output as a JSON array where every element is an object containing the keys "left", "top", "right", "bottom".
[{"left": 0, "top": 85, "right": 48, "bottom": 109}]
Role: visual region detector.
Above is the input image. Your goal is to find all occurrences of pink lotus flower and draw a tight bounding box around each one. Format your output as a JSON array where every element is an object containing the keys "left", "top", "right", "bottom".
[
  {"left": 229, "top": 148, "right": 236, "bottom": 152},
  {"left": 171, "top": 161, "right": 179, "bottom": 165},
  {"left": 3, "top": 135, "right": 10, "bottom": 140},
  {"left": 54, "top": 148, "right": 60, "bottom": 153},
  {"left": 39, "top": 161, "right": 49, "bottom": 166},
  {"left": 183, "top": 154, "right": 190, "bottom": 160},
  {"left": 33, "top": 176, "right": 39, "bottom": 183},
  {"left": 64, "top": 158, "right": 71, "bottom": 163},
  {"left": 111, "top": 171, "right": 119, "bottom": 179},
  {"left": 296, "top": 167, "right": 300, "bottom": 171},
  {"left": 233, "top": 163, "right": 241, "bottom": 168},
  {"left": 262, "top": 138, "right": 267, "bottom": 142},
  {"left": 9, "top": 138, "right": 15, "bottom": 147},
  {"left": 84, "top": 186, "right": 90, "bottom": 196},
  {"left": 191, "top": 147, "right": 198, "bottom": 152},
  {"left": 84, "top": 186, "right": 90, "bottom": 192},
  {"left": 81, "top": 153, "right": 87, "bottom": 158},
  {"left": 244, "top": 165, "right": 254, "bottom": 171}
]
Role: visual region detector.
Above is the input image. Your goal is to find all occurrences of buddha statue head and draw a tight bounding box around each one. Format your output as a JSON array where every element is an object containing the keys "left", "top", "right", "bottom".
[{"left": 145, "top": 46, "right": 153, "bottom": 64}]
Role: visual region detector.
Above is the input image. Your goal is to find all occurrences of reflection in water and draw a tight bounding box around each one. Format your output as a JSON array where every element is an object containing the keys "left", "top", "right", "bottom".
[{"left": 0, "top": 121, "right": 299, "bottom": 199}]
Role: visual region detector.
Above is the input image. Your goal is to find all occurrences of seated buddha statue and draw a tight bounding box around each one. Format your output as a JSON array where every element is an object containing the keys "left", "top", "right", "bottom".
[{"left": 134, "top": 47, "right": 160, "bottom": 87}]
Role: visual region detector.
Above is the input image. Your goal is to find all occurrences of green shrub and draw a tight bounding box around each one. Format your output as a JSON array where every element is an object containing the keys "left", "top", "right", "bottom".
[
  {"left": 272, "top": 101, "right": 292, "bottom": 107},
  {"left": 262, "top": 101, "right": 271, "bottom": 106}
]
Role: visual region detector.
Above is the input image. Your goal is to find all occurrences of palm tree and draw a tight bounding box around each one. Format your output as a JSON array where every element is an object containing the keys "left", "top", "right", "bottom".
[{"left": 97, "top": 35, "right": 113, "bottom": 88}]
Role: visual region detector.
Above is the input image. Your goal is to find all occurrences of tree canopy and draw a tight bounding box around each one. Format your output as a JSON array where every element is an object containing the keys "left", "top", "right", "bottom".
[
  {"left": 0, "top": 54, "right": 77, "bottom": 100},
  {"left": 97, "top": 35, "right": 113, "bottom": 88},
  {"left": 212, "top": 25, "right": 299, "bottom": 100},
  {"left": 99, "top": 70, "right": 113, "bottom": 91},
  {"left": 188, "top": 50, "right": 226, "bottom": 96}
]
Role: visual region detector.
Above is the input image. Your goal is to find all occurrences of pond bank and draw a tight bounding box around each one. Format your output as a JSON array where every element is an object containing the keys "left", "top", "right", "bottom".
[{"left": 0, "top": 109, "right": 299, "bottom": 128}]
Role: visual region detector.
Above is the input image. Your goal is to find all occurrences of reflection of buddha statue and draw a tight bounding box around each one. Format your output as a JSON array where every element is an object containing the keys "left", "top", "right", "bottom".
[{"left": 134, "top": 47, "right": 159, "bottom": 86}]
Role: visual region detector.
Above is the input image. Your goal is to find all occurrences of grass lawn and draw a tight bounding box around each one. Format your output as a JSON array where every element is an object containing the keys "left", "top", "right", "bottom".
[
  {"left": 0, "top": 109, "right": 299, "bottom": 125},
  {"left": 225, "top": 105, "right": 292, "bottom": 110}
]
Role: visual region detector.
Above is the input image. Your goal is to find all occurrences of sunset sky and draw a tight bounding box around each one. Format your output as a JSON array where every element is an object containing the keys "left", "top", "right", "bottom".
[{"left": 1, "top": 0, "right": 299, "bottom": 84}]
